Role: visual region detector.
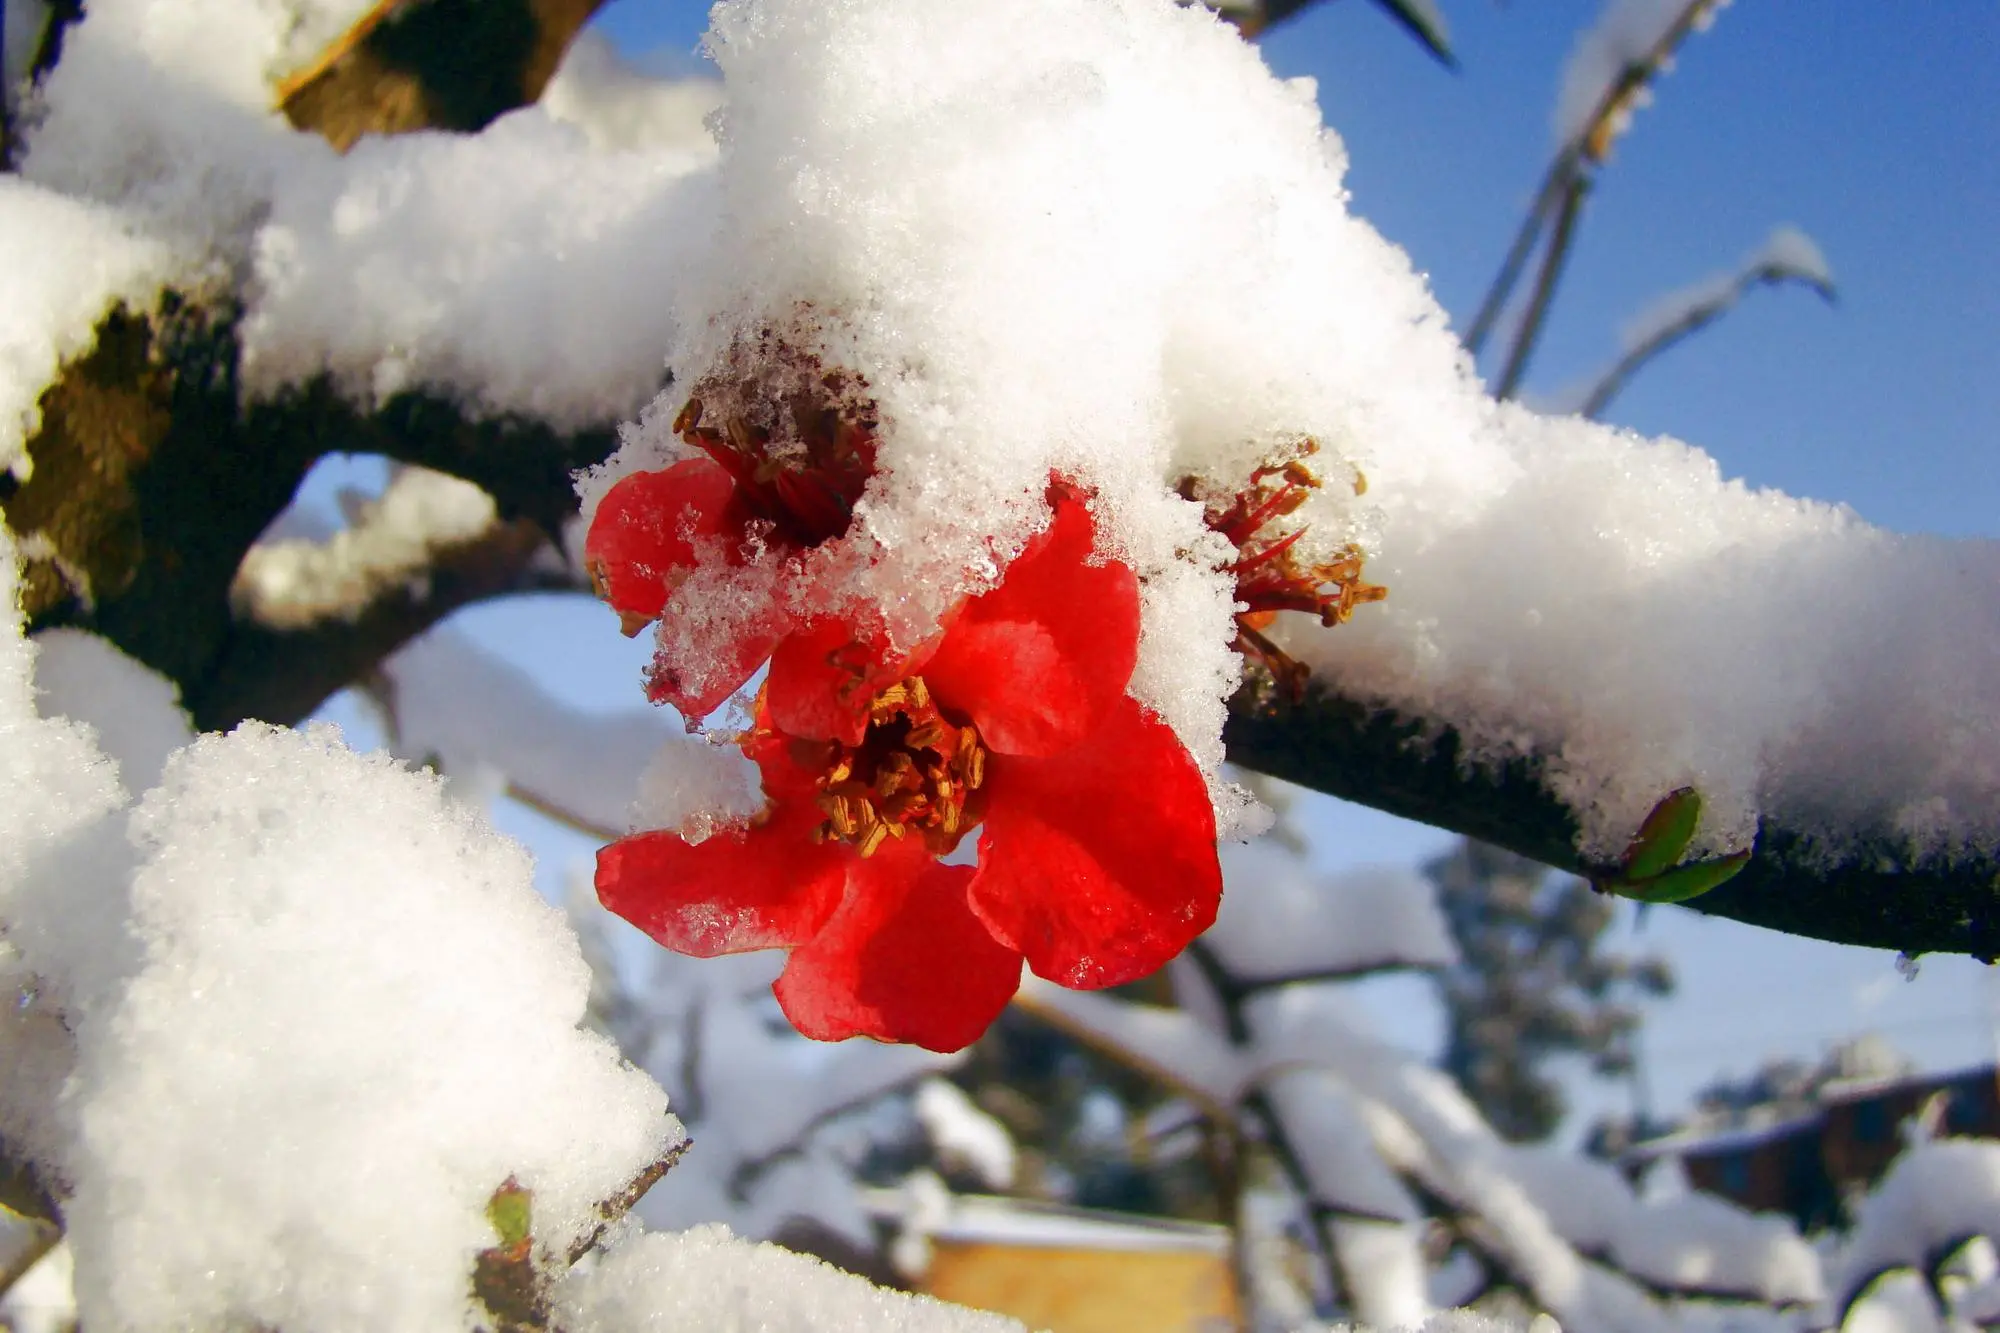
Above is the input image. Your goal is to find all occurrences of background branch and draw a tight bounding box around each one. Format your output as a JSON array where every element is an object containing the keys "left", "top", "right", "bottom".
[{"left": 1578, "top": 257, "right": 1838, "bottom": 420}]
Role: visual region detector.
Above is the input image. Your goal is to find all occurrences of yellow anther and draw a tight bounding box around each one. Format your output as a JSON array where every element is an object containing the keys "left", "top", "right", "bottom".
[
  {"left": 857, "top": 822, "right": 892, "bottom": 858},
  {"left": 820, "top": 795, "right": 856, "bottom": 838}
]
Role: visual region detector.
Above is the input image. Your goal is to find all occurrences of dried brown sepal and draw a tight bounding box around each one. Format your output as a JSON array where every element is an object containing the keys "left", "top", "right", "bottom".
[{"left": 671, "top": 326, "right": 882, "bottom": 551}]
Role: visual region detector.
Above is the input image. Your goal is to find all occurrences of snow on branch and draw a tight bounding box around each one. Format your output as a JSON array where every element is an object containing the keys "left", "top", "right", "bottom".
[{"left": 1225, "top": 678, "right": 2000, "bottom": 959}]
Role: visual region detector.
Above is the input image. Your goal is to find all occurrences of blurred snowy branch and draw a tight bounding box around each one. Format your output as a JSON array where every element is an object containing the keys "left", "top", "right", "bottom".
[
  {"left": 1570, "top": 227, "right": 1837, "bottom": 420},
  {"left": 1466, "top": 0, "right": 1733, "bottom": 394}
]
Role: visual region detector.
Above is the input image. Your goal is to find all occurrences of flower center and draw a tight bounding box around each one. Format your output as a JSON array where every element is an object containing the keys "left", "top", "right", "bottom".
[{"left": 800, "top": 675, "right": 989, "bottom": 858}]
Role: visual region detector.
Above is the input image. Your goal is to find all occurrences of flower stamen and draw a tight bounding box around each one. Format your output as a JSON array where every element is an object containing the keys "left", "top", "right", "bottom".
[
  {"left": 1184, "top": 438, "right": 1387, "bottom": 699},
  {"left": 759, "top": 674, "right": 989, "bottom": 858}
]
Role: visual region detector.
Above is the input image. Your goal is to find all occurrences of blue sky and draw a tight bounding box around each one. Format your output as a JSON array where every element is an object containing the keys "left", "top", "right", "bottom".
[{"left": 335, "top": 0, "right": 2000, "bottom": 1139}]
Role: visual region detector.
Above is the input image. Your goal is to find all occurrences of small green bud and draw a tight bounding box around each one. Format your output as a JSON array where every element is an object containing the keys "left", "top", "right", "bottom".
[
  {"left": 1615, "top": 849, "right": 1752, "bottom": 905},
  {"left": 487, "top": 1180, "right": 533, "bottom": 1249},
  {"left": 1620, "top": 787, "right": 1702, "bottom": 883}
]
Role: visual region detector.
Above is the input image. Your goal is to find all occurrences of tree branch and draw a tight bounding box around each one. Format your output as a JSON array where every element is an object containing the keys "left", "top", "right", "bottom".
[
  {"left": 277, "top": 0, "right": 608, "bottom": 152},
  {"left": 1578, "top": 261, "right": 1838, "bottom": 420},
  {"left": 1223, "top": 684, "right": 2000, "bottom": 960},
  {"left": 11, "top": 301, "right": 615, "bottom": 732},
  {"left": 1493, "top": 172, "right": 1587, "bottom": 401},
  {"left": 189, "top": 514, "right": 569, "bottom": 733}
]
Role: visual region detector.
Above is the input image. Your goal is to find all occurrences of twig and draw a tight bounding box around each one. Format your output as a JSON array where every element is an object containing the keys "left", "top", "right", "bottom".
[
  {"left": 1578, "top": 262, "right": 1837, "bottom": 419},
  {"left": 1006, "top": 986, "right": 1233, "bottom": 1123},
  {"left": 1463, "top": 0, "right": 1728, "bottom": 366},
  {"left": 1463, "top": 167, "right": 1571, "bottom": 359},
  {"left": 1493, "top": 172, "right": 1588, "bottom": 400},
  {"left": 565, "top": 1139, "right": 691, "bottom": 1264},
  {"left": 506, "top": 780, "right": 623, "bottom": 845},
  {"left": 1222, "top": 683, "right": 2000, "bottom": 961}
]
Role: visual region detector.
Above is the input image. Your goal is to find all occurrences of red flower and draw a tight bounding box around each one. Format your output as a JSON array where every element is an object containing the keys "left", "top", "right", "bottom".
[
  {"left": 585, "top": 370, "right": 879, "bottom": 719},
  {"left": 596, "top": 497, "right": 1223, "bottom": 1051}
]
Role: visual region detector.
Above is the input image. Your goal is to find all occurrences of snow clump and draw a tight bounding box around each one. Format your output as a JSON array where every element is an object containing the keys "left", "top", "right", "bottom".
[{"left": 0, "top": 523, "right": 682, "bottom": 1331}]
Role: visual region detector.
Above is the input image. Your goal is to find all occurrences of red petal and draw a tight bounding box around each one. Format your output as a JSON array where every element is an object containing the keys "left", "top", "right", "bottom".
[
  {"left": 923, "top": 498, "right": 1139, "bottom": 757},
  {"left": 741, "top": 695, "right": 853, "bottom": 809},
  {"left": 644, "top": 617, "right": 785, "bottom": 723},
  {"left": 970, "top": 697, "right": 1220, "bottom": 989},
  {"left": 585, "top": 461, "right": 744, "bottom": 626},
  {"left": 774, "top": 839, "right": 1021, "bottom": 1052},
  {"left": 596, "top": 801, "right": 845, "bottom": 956},
  {"left": 765, "top": 620, "right": 899, "bottom": 746}
]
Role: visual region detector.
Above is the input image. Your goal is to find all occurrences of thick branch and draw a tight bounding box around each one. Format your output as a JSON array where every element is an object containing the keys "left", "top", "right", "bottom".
[
  {"left": 12, "top": 304, "right": 615, "bottom": 732},
  {"left": 278, "top": 0, "right": 607, "bottom": 151},
  {"left": 1223, "top": 685, "right": 2000, "bottom": 960},
  {"left": 189, "top": 516, "right": 567, "bottom": 733}
]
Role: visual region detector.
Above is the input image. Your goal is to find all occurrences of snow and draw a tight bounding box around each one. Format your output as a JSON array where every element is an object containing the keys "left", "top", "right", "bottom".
[
  {"left": 541, "top": 31, "right": 727, "bottom": 157},
  {"left": 583, "top": 0, "right": 1441, "bottom": 832},
  {"left": 1617, "top": 226, "right": 1835, "bottom": 353},
  {"left": 235, "top": 464, "right": 498, "bottom": 628},
  {"left": 555, "top": 1224, "right": 1025, "bottom": 1333},
  {"left": 239, "top": 110, "right": 717, "bottom": 426},
  {"left": 560, "top": 894, "right": 959, "bottom": 1248},
  {"left": 385, "top": 626, "right": 758, "bottom": 838},
  {"left": 30, "top": 626, "right": 191, "bottom": 793},
  {"left": 914, "top": 1079, "right": 1018, "bottom": 1190},
  {"left": 1292, "top": 410, "right": 2000, "bottom": 864},
  {"left": 0, "top": 0, "right": 1988, "bottom": 869},
  {"left": 1326, "top": 1216, "right": 1431, "bottom": 1331},
  {"left": 1211, "top": 841, "right": 1456, "bottom": 981},
  {"left": 1500, "top": 1147, "right": 1821, "bottom": 1304},
  {"left": 918, "top": 1194, "right": 1229, "bottom": 1252},
  {"left": 7, "top": 0, "right": 2000, "bottom": 1317},
  {"left": 63, "top": 723, "right": 679, "bottom": 1331},
  {"left": 0, "top": 181, "right": 175, "bottom": 479},
  {"left": 1, "top": 523, "right": 708, "bottom": 1331},
  {"left": 1755, "top": 226, "right": 1833, "bottom": 289},
  {"left": 0, "top": 1241, "right": 73, "bottom": 1333},
  {"left": 562, "top": 0, "right": 1996, "bottom": 869},
  {"left": 17, "top": 0, "right": 720, "bottom": 431},
  {"left": 1262, "top": 1067, "right": 1419, "bottom": 1221},
  {"left": 1831, "top": 1138, "right": 2000, "bottom": 1314}
]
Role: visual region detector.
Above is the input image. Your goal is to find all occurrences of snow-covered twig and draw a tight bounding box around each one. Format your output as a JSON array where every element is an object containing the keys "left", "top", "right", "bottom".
[
  {"left": 1465, "top": 0, "right": 1729, "bottom": 365},
  {"left": 1575, "top": 226, "right": 1837, "bottom": 419}
]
